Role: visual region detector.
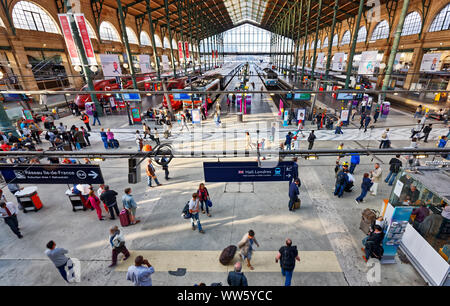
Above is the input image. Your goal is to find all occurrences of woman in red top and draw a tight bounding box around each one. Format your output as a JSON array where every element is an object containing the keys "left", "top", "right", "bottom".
[
  {"left": 197, "top": 183, "right": 211, "bottom": 217},
  {"left": 88, "top": 190, "right": 104, "bottom": 220}
]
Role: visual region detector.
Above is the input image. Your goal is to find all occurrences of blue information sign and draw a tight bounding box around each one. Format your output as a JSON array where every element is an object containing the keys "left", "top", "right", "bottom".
[
  {"left": 203, "top": 161, "right": 295, "bottom": 182},
  {"left": 0, "top": 165, "right": 105, "bottom": 185}
]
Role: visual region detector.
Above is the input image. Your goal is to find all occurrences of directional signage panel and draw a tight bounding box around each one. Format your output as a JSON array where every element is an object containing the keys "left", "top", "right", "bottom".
[
  {"left": 0, "top": 165, "right": 104, "bottom": 185},
  {"left": 203, "top": 162, "right": 295, "bottom": 182}
]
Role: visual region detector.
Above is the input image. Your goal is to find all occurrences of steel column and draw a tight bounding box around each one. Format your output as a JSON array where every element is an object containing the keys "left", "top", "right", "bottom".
[
  {"left": 145, "top": 0, "right": 161, "bottom": 79},
  {"left": 344, "top": 0, "right": 365, "bottom": 89},
  {"left": 294, "top": 0, "right": 304, "bottom": 82},
  {"left": 325, "top": 0, "right": 339, "bottom": 80},
  {"left": 177, "top": 0, "right": 187, "bottom": 76},
  {"left": 117, "top": 0, "right": 137, "bottom": 89},
  {"left": 300, "top": 0, "right": 311, "bottom": 83},
  {"left": 311, "top": 0, "right": 323, "bottom": 79},
  {"left": 164, "top": 0, "right": 177, "bottom": 77}
]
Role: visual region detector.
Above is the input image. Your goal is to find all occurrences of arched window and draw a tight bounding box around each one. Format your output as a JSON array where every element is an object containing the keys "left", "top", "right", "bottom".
[
  {"left": 99, "top": 21, "right": 121, "bottom": 42},
  {"left": 371, "top": 20, "right": 390, "bottom": 41},
  {"left": 163, "top": 36, "right": 170, "bottom": 49},
  {"left": 401, "top": 12, "right": 422, "bottom": 36},
  {"left": 85, "top": 20, "right": 97, "bottom": 39},
  {"left": 125, "top": 27, "right": 138, "bottom": 44},
  {"left": 357, "top": 26, "right": 367, "bottom": 43},
  {"left": 323, "top": 37, "right": 329, "bottom": 48},
  {"left": 12, "top": 1, "right": 59, "bottom": 34},
  {"left": 332, "top": 34, "right": 338, "bottom": 46},
  {"left": 154, "top": 34, "right": 162, "bottom": 48},
  {"left": 340, "top": 30, "right": 351, "bottom": 45},
  {"left": 140, "top": 31, "right": 151, "bottom": 46},
  {"left": 429, "top": 4, "right": 450, "bottom": 32}
]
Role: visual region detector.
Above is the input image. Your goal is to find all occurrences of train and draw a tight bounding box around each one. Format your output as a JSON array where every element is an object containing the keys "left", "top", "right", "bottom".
[
  {"left": 261, "top": 67, "right": 278, "bottom": 87},
  {"left": 74, "top": 73, "right": 156, "bottom": 109}
]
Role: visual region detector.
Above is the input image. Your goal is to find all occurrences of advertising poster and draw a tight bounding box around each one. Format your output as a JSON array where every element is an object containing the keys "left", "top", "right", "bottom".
[
  {"left": 58, "top": 14, "right": 81, "bottom": 66},
  {"left": 358, "top": 51, "right": 378, "bottom": 75},
  {"left": 297, "top": 109, "right": 306, "bottom": 122},
  {"left": 22, "top": 109, "right": 33, "bottom": 121},
  {"left": 332, "top": 53, "right": 346, "bottom": 71},
  {"left": 161, "top": 55, "right": 170, "bottom": 71},
  {"left": 74, "top": 14, "right": 97, "bottom": 66},
  {"left": 420, "top": 53, "right": 441, "bottom": 72},
  {"left": 192, "top": 109, "right": 201, "bottom": 124},
  {"left": 139, "top": 54, "right": 152, "bottom": 73},
  {"left": 131, "top": 107, "right": 141, "bottom": 122},
  {"left": 316, "top": 53, "right": 325, "bottom": 69},
  {"left": 99, "top": 54, "right": 122, "bottom": 77},
  {"left": 340, "top": 109, "right": 350, "bottom": 122}
]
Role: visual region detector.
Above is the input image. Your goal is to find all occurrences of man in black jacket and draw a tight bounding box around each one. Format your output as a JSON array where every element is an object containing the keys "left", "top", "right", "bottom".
[
  {"left": 227, "top": 262, "right": 248, "bottom": 286},
  {"left": 100, "top": 185, "right": 120, "bottom": 220},
  {"left": 275, "top": 238, "right": 300, "bottom": 286},
  {"left": 419, "top": 124, "right": 432, "bottom": 143},
  {"left": 362, "top": 225, "right": 385, "bottom": 262},
  {"left": 385, "top": 155, "right": 402, "bottom": 186}
]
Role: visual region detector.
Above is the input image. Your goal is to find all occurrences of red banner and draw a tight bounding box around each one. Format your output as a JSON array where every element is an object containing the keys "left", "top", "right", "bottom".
[
  {"left": 58, "top": 14, "right": 81, "bottom": 66},
  {"left": 74, "top": 14, "right": 97, "bottom": 66},
  {"left": 184, "top": 41, "right": 189, "bottom": 59},
  {"left": 178, "top": 41, "right": 183, "bottom": 60},
  {"left": 212, "top": 50, "right": 215, "bottom": 59}
]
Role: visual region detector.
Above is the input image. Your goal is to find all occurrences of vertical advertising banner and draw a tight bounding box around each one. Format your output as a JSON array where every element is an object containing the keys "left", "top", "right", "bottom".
[
  {"left": 358, "top": 51, "right": 379, "bottom": 76},
  {"left": 332, "top": 53, "right": 346, "bottom": 71},
  {"left": 184, "top": 41, "right": 190, "bottom": 59},
  {"left": 316, "top": 53, "right": 325, "bottom": 69},
  {"left": 420, "top": 53, "right": 441, "bottom": 72},
  {"left": 58, "top": 14, "right": 81, "bottom": 66},
  {"left": 192, "top": 109, "right": 201, "bottom": 124},
  {"left": 162, "top": 55, "right": 170, "bottom": 71},
  {"left": 178, "top": 41, "right": 184, "bottom": 61},
  {"left": 99, "top": 54, "right": 122, "bottom": 77},
  {"left": 139, "top": 54, "right": 152, "bottom": 73},
  {"left": 74, "top": 14, "right": 97, "bottom": 66}
]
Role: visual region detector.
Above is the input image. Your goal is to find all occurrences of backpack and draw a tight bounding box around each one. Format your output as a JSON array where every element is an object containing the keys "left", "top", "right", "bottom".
[
  {"left": 392, "top": 162, "right": 401, "bottom": 173},
  {"left": 182, "top": 202, "right": 191, "bottom": 219},
  {"left": 381, "top": 132, "right": 387, "bottom": 139},
  {"left": 44, "top": 132, "right": 50, "bottom": 140},
  {"left": 337, "top": 171, "right": 347, "bottom": 184},
  {"left": 112, "top": 233, "right": 125, "bottom": 248},
  {"left": 280, "top": 246, "right": 297, "bottom": 270}
]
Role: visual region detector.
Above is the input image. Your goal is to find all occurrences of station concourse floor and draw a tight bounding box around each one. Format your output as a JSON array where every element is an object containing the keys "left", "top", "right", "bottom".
[{"left": 0, "top": 67, "right": 445, "bottom": 286}]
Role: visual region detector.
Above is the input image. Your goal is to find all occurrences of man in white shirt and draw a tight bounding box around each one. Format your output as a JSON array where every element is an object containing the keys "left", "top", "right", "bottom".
[
  {"left": 0, "top": 201, "right": 22, "bottom": 238},
  {"left": 188, "top": 193, "right": 204, "bottom": 233}
]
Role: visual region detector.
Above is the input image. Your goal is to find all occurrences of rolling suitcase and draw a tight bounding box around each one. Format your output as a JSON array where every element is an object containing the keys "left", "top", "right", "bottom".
[
  {"left": 113, "top": 139, "right": 120, "bottom": 148},
  {"left": 119, "top": 209, "right": 130, "bottom": 227},
  {"left": 294, "top": 199, "right": 301, "bottom": 209},
  {"left": 219, "top": 245, "right": 237, "bottom": 265}
]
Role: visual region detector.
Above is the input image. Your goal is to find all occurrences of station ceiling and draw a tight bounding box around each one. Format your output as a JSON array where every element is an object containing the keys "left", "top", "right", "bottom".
[{"left": 108, "top": 0, "right": 388, "bottom": 40}]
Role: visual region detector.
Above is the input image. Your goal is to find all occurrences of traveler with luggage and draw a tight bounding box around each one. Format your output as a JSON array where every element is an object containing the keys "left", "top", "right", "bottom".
[
  {"left": 106, "top": 129, "right": 116, "bottom": 148},
  {"left": 355, "top": 173, "right": 373, "bottom": 203},
  {"left": 227, "top": 262, "right": 248, "bottom": 286},
  {"left": 385, "top": 155, "right": 402, "bottom": 186},
  {"left": 362, "top": 225, "right": 385, "bottom": 262},
  {"left": 126, "top": 255, "right": 154, "bottom": 286},
  {"left": 100, "top": 185, "right": 120, "bottom": 220},
  {"left": 188, "top": 193, "right": 204, "bottom": 234},
  {"left": 45, "top": 241, "right": 74, "bottom": 283},
  {"left": 288, "top": 178, "right": 300, "bottom": 211},
  {"left": 238, "top": 230, "right": 260, "bottom": 270},
  {"left": 100, "top": 128, "right": 108, "bottom": 149},
  {"left": 146, "top": 159, "right": 162, "bottom": 187},
  {"left": 122, "top": 188, "right": 139, "bottom": 225},
  {"left": 275, "top": 238, "right": 300, "bottom": 286},
  {"left": 197, "top": 183, "right": 211, "bottom": 217},
  {"left": 108, "top": 225, "right": 130, "bottom": 267}
]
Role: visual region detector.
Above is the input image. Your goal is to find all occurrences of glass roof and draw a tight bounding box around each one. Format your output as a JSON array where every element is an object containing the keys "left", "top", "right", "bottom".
[{"left": 223, "top": 0, "right": 268, "bottom": 24}]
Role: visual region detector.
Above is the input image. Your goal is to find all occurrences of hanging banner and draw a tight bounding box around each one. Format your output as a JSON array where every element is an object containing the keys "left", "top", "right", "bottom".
[
  {"left": 74, "top": 14, "right": 97, "bottom": 66},
  {"left": 212, "top": 50, "right": 215, "bottom": 59},
  {"left": 161, "top": 55, "right": 170, "bottom": 71},
  {"left": 358, "top": 51, "right": 378, "bottom": 76},
  {"left": 178, "top": 41, "right": 184, "bottom": 60},
  {"left": 420, "top": 53, "right": 441, "bottom": 72},
  {"left": 99, "top": 54, "right": 122, "bottom": 77},
  {"left": 184, "top": 41, "right": 190, "bottom": 59},
  {"left": 332, "top": 52, "right": 346, "bottom": 71},
  {"left": 139, "top": 54, "right": 152, "bottom": 73},
  {"left": 316, "top": 53, "right": 325, "bottom": 69},
  {"left": 58, "top": 14, "right": 81, "bottom": 66}
]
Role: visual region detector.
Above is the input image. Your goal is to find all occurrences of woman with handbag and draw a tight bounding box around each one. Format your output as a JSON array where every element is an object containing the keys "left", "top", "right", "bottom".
[{"left": 197, "top": 183, "right": 211, "bottom": 217}]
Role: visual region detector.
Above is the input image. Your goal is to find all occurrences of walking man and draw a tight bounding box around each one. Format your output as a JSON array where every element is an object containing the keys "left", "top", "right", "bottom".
[
  {"left": 349, "top": 153, "right": 360, "bottom": 174},
  {"left": 410, "top": 120, "right": 423, "bottom": 139},
  {"left": 45, "top": 241, "right": 74, "bottom": 282},
  {"left": 108, "top": 225, "right": 130, "bottom": 267},
  {"left": 126, "top": 255, "right": 154, "bottom": 286},
  {"left": 307, "top": 130, "right": 316, "bottom": 150},
  {"left": 92, "top": 109, "right": 101, "bottom": 126},
  {"left": 419, "top": 124, "right": 432, "bottom": 143},
  {"left": 288, "top": 178, "right": 300, "bottom": 212},
  {"left": 122, "top": 188, "right": 140, "bottom": 225},
  {"left": 100, "top": 185, "right": 120, "bottom": 220},
  {"left": 0, "top": 201, "right": 23, "bottom": 238},
  {"left": 385, "top": 155, "right": 402, "bottom": 186},
  {"left": 275, "top": 238, "right": 300, "bottom": 286},
  {"left": 80, "top": 112, "right": 91, "bottom": 132},
  {"left": 227, "top": 262, "right": 248, "bottom": 286},
  {"left": 146, "top": 159, "right": 162, "bottom": 187},
  {"left": 188, "top": 193, "right": 204, "bottom": 233},
  {"left": 363, "top": 114, "right": 371, "bottom": 133},
  {"left": 370, "top": 163, "right": 383, "bottom": 196}
]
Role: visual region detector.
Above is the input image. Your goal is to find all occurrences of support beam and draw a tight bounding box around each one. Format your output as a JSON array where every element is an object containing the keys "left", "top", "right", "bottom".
[
  {"left": 294, "top": 0, "right": 304, "bottom": 82},
  {"left": 300, "top": 0, "right": 311, "bottom": 83},
  {"left": 0, "top": 0, "right": 16, "bottom": 35},
  {"left": 311, "top": 0, "right": 323, "bottom": 79},
  {"left": 164, "top": 0, "right": 177, "bottom": 77},
  {"left": 145, "top": 0, "right": 161, "bottom": 79},
  {"left": 117, "top": 0, "right": 137, "bottom": 89},
  {"left": 90, "top": 0, "right": 105, "bottom": 42},
  {"left": 325, "top": 0, "right": 339, "bottom": 80}
]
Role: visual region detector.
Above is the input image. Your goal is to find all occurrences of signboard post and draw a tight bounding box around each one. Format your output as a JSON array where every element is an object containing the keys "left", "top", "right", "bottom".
[{"left": 0, "top": 165, "right": 105, "bottom": 185}]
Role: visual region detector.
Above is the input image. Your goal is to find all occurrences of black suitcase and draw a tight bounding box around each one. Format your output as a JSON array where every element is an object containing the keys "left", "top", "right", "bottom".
[
  {"left": 219, "top": 245, "right": 237, "bottom": 265},
  {"left": 113, "top": 139, "right": 120, "bottom": 148}
]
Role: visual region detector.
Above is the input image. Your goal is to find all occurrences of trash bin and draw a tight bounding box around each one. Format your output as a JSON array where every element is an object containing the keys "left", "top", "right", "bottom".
[
  {"left": 65, "top": 189, "right": 88, "bottom": 212},
  {"left": 15, "top": 186, "right": 43, "bottom": 213},
  {"left": 237, "top": 112, "right": 243, "bottom": 122}
]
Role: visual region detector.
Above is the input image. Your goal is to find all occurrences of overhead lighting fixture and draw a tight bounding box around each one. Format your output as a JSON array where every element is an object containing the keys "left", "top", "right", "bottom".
[
  {"left": 74, "top": 65, "right": 82, "bottom": 72},
  {"left": 305, "top": 155, "right": 319, "bottom": 160},
  {"left": 415, "top": 154, "right": 428, "bottom": 159},
  {"left": 123, "top": 63, "right": 129, "bottom": 69},
  {"left": 90, "top": 65, "right": 98, "bottom": 72}
]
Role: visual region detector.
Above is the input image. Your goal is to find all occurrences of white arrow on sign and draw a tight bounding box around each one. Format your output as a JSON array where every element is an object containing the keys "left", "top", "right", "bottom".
[{"left": 88, "top": 171, "right": 99, "bottom": 179}]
